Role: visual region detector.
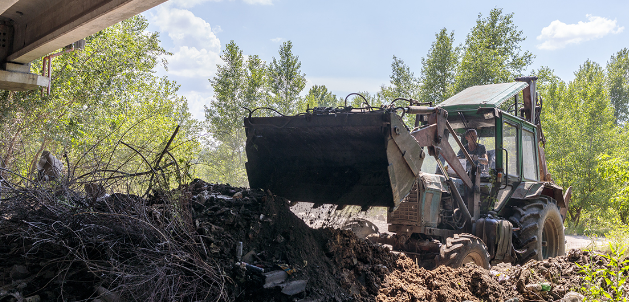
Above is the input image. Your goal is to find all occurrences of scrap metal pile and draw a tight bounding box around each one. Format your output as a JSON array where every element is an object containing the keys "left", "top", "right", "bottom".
[{"left": 0, "top": 179, "right": 624, "bottom": 301}]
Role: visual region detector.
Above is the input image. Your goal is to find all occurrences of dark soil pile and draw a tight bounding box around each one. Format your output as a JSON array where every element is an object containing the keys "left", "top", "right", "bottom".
[
  {"left": 1, "top": 179, "right": 624, "bottom": 302},
  {"left": 0, "top": 179, "right": 398, "bottom": 301}
]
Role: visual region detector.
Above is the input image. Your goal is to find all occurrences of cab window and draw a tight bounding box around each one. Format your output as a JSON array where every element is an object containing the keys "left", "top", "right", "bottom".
[
  {"left": 522, "top": 129, "right": 538, "bottom": 180},
  {"left": 503, "top": 122, "right": 519, "bottom": 177}
]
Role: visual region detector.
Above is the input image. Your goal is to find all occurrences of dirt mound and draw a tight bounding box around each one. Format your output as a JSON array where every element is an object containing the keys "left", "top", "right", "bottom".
[
  {"left": 377, "top": 256, "right": 510, "bottom": 302},
  {"left": 492, "top": 249, "right": 611, "bottom": 301},
  {"left": 1, "top": 179, "right": 624, "bottom": 301},
  {"left": 0, "top": 180, "right": 398, "bottom": 301}
]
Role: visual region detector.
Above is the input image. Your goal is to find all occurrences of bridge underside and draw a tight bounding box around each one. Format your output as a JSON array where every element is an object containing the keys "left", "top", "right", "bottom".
[{"left": 0, "top": 0, "right": 166, "bottom": 91}]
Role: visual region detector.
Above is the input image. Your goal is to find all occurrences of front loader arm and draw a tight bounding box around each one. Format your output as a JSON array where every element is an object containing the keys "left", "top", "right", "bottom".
[{"left": 406, "top": 106, "right": 474, "bottom": 189}]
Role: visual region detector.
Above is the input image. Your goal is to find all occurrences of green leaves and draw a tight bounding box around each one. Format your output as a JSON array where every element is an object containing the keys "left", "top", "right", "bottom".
[
  {"left": 207, "top": 41, "right": 249, "bottom": 143},
  {"left": 0, "top": 16, "right": 199, "bottom": 190},
  {"left": 539, "top": 62, "right": 627, "bottom": 227},
  {"left": 419, "top": 28, "right": 457, "bottom": 104},
  {"left": 598, "top": 155, "right": 629, "bottom": 224},
  {"left": 381, "top": 56, "right": 420, "bottom": 102},
  {"left": 606, "top": 48, "right": 629, "bottom": 124},
  {"left": 299, "top": 85, "right": 340, "bottom": 112},
  {"left": 202, "top": 40, "right": 308, "bottom": 186},
  {"left": 577, "top": 243, "right": 629, "bottom": 301},
  {"left": 453, "top": 8, "right": 534, "bottom": 93},
  {"left": 387, "top": 8, "right": 534, "bottom": 106},
  {"left": 268, "top": 41, "right": 307, "bottom": 115}
]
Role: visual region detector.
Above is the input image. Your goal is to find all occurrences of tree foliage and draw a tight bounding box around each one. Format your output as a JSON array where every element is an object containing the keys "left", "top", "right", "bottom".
[
  {"left": 598, "top": 155, "right": 629, "bottom": 224},
  {"left": 299, "top": 85, "right": 340, "bottom": 112},
  {"left": 419, "top": 28, "right": 458, "bottom": 104},
  {"left": 454, "top": 8, "right": 534, "bottom": 92},
  {"left": 203, "top": 40, "right": 308, "bottom": 186},
  {"left": 606, "top": 48, "right": 629, "bottom": 124},
  {"left": 538, "top": 62, "right": 624, "bottom": 226},
  {"left": 347, "top": 91, "right": 382, "bottom": 108},
  {"left": 204, "top": 42, "right": 269, "bottom": 186},
  {"left": 207, "top": 41, "right": 248, "bottom": 144},
  {"left": 0, "top": 16, "right": 199, "bottom": 192},
  {"left": 268, "top": 41, "right": 307, "bottom": 115},
  {"left": 381, "top": 56, "right": 420, "bottom": 102}
]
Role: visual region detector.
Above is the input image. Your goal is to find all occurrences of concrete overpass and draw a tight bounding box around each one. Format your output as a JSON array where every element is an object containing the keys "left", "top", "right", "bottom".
[{"left": 0, "top": 0, "right": 167, "bottom": 91}]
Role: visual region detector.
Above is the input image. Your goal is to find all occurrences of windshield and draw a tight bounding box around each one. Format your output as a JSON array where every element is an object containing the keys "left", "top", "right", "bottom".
[{"left": 420, "top": 111, "right": 496, "bottom": 178}]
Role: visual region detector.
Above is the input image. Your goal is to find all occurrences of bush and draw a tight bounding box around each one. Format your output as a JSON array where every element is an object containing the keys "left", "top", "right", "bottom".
[{"left": 578, "top": 240, "right": 629, "bottom": 301}]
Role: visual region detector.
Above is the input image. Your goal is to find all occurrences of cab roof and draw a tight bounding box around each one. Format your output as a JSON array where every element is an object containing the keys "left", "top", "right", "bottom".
[{"left": 439, "top": 82, "right": 529, "bottom": 111}]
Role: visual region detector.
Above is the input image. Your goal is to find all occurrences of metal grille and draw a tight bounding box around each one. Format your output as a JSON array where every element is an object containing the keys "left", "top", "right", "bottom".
[{"left": 388, "top": 181, "right": 420, "bottom": 225}]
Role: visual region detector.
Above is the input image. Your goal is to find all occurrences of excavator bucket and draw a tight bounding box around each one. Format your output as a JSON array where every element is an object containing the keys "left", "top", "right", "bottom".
[{"left": 244, "top": 109, "right": 424, "bottom": 208}]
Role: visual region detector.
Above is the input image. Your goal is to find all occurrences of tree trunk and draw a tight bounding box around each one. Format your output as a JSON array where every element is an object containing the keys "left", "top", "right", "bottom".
[{"left": 569, "top": 206, "right": 583, "bottom": 227}]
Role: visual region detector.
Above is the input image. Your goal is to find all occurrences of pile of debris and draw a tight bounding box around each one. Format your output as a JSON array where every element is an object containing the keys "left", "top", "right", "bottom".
[
  {"left": 0, "top": 182, "right": 229, "bottom": 301},
  {"left": 0, "top": 179, "right": 625, "bottom": 301},
  {"left": 491, "top": 249, "right": 613, "bottom": 301},
  {"left": 0, "top": 179, "right": 401, "bottom": 301}
]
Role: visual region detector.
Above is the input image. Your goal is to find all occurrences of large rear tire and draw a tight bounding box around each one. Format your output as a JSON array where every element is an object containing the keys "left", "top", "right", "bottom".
[
  {"left": 438, "top": 234, "right": 490, "bottom": 269},
  {"left": 509, "top": 198, "right": 565, "bottom": 264}
]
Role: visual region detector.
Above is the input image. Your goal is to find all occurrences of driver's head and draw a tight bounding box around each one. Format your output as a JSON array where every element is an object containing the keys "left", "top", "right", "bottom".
[{"left": 464, "top": 129, "right": 478, "bottom": 143}]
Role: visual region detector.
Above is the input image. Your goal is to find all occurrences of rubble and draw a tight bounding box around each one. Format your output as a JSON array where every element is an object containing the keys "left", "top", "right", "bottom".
[{"left": 0, "top": 178, "right": 626, "bottom": 301}]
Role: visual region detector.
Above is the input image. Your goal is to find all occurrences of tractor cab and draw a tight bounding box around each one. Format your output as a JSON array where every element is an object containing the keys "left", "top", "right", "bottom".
[{"left": 420, "top": 81, "right": 552, "bottom": 216}]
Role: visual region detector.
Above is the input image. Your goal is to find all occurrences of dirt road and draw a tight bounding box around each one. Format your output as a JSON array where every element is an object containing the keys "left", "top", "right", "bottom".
[{"left": 565, "top": 235, "right": 609, "bottom": 250}]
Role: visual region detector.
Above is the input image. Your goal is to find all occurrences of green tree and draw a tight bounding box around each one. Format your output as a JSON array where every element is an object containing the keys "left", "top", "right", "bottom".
[
  {"left": 206, "top": 41, "right": 246, "bottom": 144},
  {"left": 268, "top": 41, "right": 306, "bottom": 115},
  {"left": 598, "top": 155, "right": 629, "bottom": 224},
  {"left": 203, "top": 41, "right": 267, "bottom": 186},
  {"left": 244, "top": 54, "right": 268, "bottom": 111},
  {"left": 381, "top": 56, "right": 420, "bottom": 103},
  {"left": 454, "top": 8, "right": 534, "bottom": 93},
  {"left": 419, "top": 28, "right": 458, "bottom": 104},
  {"left": 539, "top": 61, "right": 621, "bottom": 226},
  {"left": 1, "top": 16, "right": 199, "bottom": 192},
  {"left": 606, "top": 48, "right": 629, "bottom": 124},
  {"left": 298, "top": 85, "right": 340, "bottom": 112}
]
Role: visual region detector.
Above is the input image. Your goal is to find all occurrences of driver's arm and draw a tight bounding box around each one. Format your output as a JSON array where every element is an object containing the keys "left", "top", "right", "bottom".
[
  {"left": 478, "top": 145, "right": 488, "bottom": 165},
  {"left": 479, "top": 153, "right": 489, "bottom": 165},
  {"left": 456, "top": 148, "right": 465, "bottom": 159}
]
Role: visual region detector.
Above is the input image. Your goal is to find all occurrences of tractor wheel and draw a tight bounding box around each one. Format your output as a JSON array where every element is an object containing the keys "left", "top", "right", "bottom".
[
  {"left": 509, "top": 199, "right": 565, "bottom": 264},
  {"left": 438, "top": 234, "right": 490, "bottom": 269}
]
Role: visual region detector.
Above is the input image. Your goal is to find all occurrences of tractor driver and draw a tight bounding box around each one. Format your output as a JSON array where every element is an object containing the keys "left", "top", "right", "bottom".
[{"left": 457, "top": 129, "right": 488, "bottom": 167}]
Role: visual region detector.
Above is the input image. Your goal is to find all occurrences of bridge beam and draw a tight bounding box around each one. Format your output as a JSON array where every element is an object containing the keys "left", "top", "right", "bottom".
[{"left": 0, "top": 0, "right": 167, "bottom": 90}]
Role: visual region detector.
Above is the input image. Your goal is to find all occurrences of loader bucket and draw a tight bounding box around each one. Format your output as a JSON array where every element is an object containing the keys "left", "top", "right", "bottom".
[{"left": 244, "top": 109, "right": 424, "bottom": 208}]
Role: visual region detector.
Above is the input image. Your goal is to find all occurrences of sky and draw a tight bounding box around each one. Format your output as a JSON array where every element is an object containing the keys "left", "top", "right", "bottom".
[{"left": 143, "top": 0, "right": 629, "bottom": 120}]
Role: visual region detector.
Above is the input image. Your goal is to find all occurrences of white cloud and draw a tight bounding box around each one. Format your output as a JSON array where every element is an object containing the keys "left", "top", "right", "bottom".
[
  {"left": 243, "top": 0, "right": 273, "bottom": 5},
  {"left": 537, "top": 15, "right": 624, "bottom": 50},
  {"left": 270, "top": 37, "right": 283, "bottom": 43},
  {"left": 166, "top": 46, "right": 222, "bottom": 78},
  {"left": 148, "top": 6, "right": 223, "bottom": 79},
  {"left": 152, "top": 7, "right": 221, "bottom": 52}
]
